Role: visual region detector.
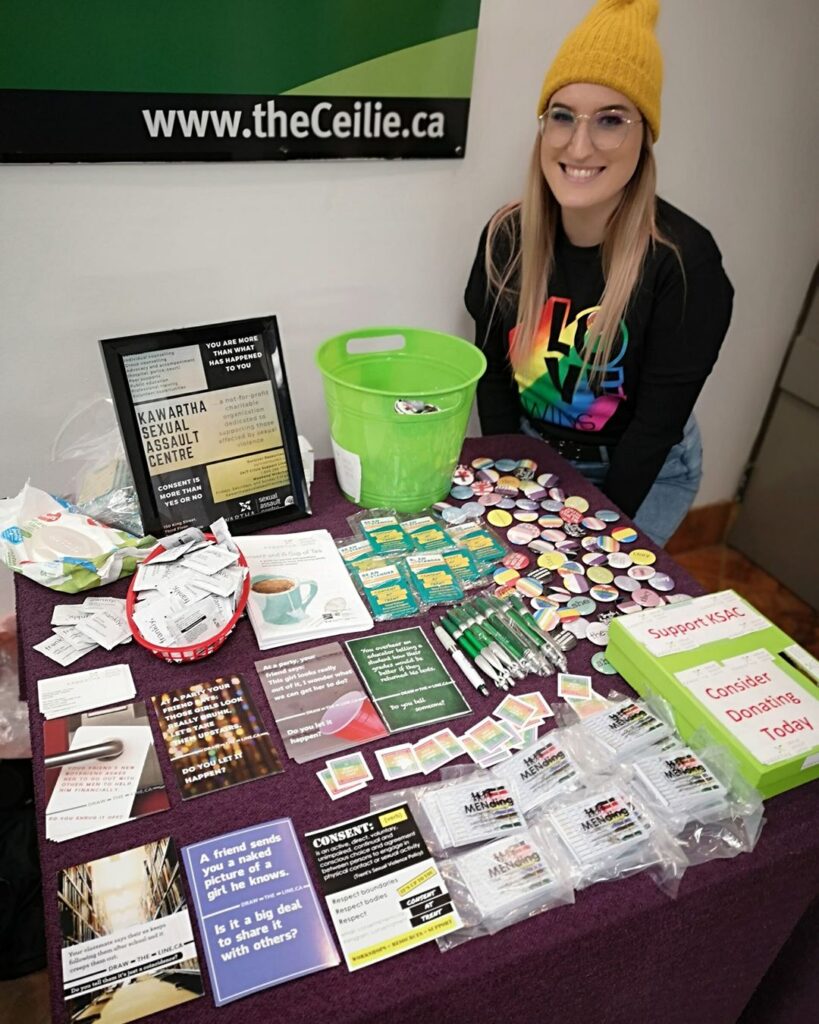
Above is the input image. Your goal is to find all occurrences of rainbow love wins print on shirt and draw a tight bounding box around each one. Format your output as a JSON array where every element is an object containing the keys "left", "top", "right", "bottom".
[{"left": 511, "top": 297, "right": 629, "bottom": 433}]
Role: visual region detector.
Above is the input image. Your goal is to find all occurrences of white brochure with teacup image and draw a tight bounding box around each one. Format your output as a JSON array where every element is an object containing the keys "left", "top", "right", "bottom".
[{"left": 239, "top": 530, "right": 373, "bottom": 650}]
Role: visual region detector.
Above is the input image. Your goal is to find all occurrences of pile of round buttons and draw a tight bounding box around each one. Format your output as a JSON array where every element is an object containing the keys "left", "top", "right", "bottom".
[{"left": 438, "top": 457, "right": 691, "bottom": 658}]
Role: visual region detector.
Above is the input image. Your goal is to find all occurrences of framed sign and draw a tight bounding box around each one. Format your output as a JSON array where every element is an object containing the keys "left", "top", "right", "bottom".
[
  {"left": 1, "top": 0, "right": 481, "bottom": 162},
  {"left": 101, "top": 316, "right": 310, "bottom": 537}
]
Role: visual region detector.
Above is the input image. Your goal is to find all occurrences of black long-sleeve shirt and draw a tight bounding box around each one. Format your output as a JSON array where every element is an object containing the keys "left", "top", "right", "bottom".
[{"left": 465, "top": 198, "right": 734, "bottom": 517}]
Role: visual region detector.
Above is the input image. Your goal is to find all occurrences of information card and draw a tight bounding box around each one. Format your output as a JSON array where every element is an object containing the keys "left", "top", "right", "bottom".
[
  {"left": 182, "top": 819, "right": 338, "bottom": 1005},
  {"left": 306, "top": 805, "right": 460, "bottom": 971}
]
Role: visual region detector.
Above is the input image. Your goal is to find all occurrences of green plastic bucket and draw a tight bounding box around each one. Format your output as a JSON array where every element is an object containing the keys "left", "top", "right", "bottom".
[{"left": 316, "top": 327, "right": 486, "bottom": 512}]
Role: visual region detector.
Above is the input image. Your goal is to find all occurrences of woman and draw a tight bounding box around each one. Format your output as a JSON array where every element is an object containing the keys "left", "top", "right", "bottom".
[{"left": 466, "top": 0, "right": 734, "bottom": 547}]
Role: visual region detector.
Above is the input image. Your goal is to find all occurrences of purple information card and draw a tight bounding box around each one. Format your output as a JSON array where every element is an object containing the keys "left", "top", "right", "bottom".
[{"left": 183, "top": 818, "right": 339, "bottom": 1005}]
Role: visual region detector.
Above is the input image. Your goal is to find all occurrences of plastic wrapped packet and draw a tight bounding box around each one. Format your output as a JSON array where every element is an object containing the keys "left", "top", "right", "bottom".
[
  {"left": 371, "top": 769, "right": 527, "bottom": 856},
  {"left": 622, "top": 731, "right": 765, "bottom": 866},
  {"left": 51, "top": 396, "right": 144, "bottom": 537},
  {"left": 0, "top": 484, "right": 155, "bottom": 594},
  {"left": 335, "top": 536, "right": 380, "bottom": 571},
  {"left": 440, "top": 547, "right": 495, "bottom": 591},
  {"left": 405, "top": 551, "right": 465, "bottom": 606},
  {"left": 491, "top": 730, "right": 587, "bottom": 818},
  {"left": 347, "top": 510, "right": 413, "bottom": 555},
  {"left": 435, "top": 822, "right": 575, "bottom": 950},
  {"left": 354, "top": 558, "right": 425, "bottom": 621},
  {"left": 0, "top": 616, "right": 30, "bottom": 758},
  {"left": 444, "top": 521, "right": 507, "bottom": 569},
  {"left": 557, "top": 692, "right": 676, "bottom": 774},
  {"left": 537, "top": 783, "right": 687, "bottom": 896},
  {"left": 399, "top": 514, "right": 452, "bottom": 552}
]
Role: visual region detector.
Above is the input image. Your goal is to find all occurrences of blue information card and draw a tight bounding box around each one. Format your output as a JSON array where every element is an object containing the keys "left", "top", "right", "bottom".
[{"left": 183, "top": 818, "right": 339, "bottom": 1005}]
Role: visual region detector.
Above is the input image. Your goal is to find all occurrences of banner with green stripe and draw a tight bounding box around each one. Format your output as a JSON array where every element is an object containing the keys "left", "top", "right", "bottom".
[{"left": 0, "top": 0, "right": 482, "bottom": 162}]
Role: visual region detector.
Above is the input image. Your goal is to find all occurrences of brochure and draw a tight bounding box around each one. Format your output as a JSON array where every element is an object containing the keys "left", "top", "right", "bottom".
[
  {"left": 239, "top": 531, "right": 373, "bottom": 650},
  {"left": 345, "top": 627, "right": 470, "bottom": 733},
  {"left": 183, "top": 819, "right": 339, "bottom": 1005},
  {"left": 44, "top": 701, "right": 170, "bottom": 842},
  {"left": 255, "top": 641, "right": 388, "bottom": 764},
  {"left": 59, "top": 837, "right": 203, "bottom": 1024},
  {"left": 151, "top": 674, "right": 283, "bottom": 799},
  {"left": 305, "top": 804, "right": 460, "bottom": 971}
]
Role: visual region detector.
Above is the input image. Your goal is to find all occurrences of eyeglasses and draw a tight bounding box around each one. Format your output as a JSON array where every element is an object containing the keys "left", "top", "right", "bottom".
[{"left": 539, "top": 106, "right": 643, "bottom": 151}]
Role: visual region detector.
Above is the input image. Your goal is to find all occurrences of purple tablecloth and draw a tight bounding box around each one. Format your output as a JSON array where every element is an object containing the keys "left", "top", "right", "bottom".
[{"left": 17, "top": 436, "right": 819, "bottom": 1024}]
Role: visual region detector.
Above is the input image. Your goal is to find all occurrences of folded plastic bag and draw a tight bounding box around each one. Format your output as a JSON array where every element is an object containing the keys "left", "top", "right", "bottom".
[{"left": 0, "top": 484, "right": 154, "bottom": 593}]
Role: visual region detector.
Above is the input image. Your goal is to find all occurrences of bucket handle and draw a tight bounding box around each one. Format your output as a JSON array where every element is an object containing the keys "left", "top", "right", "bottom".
[{"left": 342, "top": 329, "right": 408, "bottom": 357}]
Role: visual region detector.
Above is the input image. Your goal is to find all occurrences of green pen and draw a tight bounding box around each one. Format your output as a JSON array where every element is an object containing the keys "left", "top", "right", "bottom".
[
  {"left": 482, "top": 596, "right": 549, "bottom": 674},
  {"left": 469, "top": 598, "right": 528, "bottom": 664},
  {"left": 434, "top": 618, "right": 490, "bottom": 697},
  {"left": 440, "top": 614, "right": 509, "bottom": 690},
  {"left": 449, "top": 606, "right": 517, "bottom": 679},
  {"left": 507, "top": 597, "right": 568, "bottom": 672},
  {"left": 508, "top": 593, "right": 569, "bottom": 669}
]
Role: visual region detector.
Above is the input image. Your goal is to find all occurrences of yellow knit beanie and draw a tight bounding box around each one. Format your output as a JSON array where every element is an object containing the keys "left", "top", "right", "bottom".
[{"left": 537, "top": 0, "right": 663, "bottom": 141}]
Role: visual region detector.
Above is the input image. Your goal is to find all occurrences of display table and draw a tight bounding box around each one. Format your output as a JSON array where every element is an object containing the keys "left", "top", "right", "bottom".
[{"left": 17, "top": 436, "right": 819, "bottom": 1024}]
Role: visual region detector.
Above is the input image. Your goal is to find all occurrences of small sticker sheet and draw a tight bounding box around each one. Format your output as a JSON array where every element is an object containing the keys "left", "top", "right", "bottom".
[
  {"left": 413, "top": 735, "right": 453, "bottom": 775},
  {"left": 557, "top": 673, "right": 593, "bottom": 701},
  {"left": 317, "top": 767, "right": 368, "bottom": 800},
  {"left": 326, "top": 751, "right": 373, "bottom": 789},
  {"left": 494, "top": 694, "right": 537, "bottom": 731},
  {"left": 466, "top": 717, "right": 515, "bottom": 753},
  {"left": 426, "top": 779, "right": 526, "bottom": 848},
  {"left": 581, "top": 701, "right": 672, "bottom": 758},
  {"left": 453, "top": 832, "right": 559, "bottom": 917},
  {"left": 567, "top": 693, "right": 612, "bottom": 721},
  {"left": 375, "top": 744, "right": 422, "bottom": 781},
  {"left": 426, "top": 728, "right": 466, "bottom": 762},
  {"left": 517, "top": 692, "right": 554, "bottom": 721},
  {"left": 461, "top": 737, "right": 511, "bottom": 769},
  {"left": 37, "top": 665, "right": 136, "bottom": 720},
  {"left": 495, "top": 734, "right": 584, "bottom": 814}
]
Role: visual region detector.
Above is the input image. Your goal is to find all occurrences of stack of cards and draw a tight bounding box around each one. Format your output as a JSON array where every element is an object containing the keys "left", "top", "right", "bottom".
[
  {"left": 34, "top": 597, "right": 131, "bottom": 667},
  {"left": 131, "top": 522, "right": 246, "bottom": 649},
  {"left": 317, "top": 751, "right": 373, "bottom": 800},
  {"left": 372, "top": 692, "right": 554, "bottom": 781},
  {"left": 37, "top": 665, "right": 136, "bottom": 719}
]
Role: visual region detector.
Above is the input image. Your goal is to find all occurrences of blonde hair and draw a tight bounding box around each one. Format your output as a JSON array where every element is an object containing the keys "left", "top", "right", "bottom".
[{"left": 485, "top": 130, "right": 676, "bottom": 382}]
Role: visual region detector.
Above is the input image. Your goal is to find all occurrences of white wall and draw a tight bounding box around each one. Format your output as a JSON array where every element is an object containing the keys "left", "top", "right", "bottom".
[{"left": 1, "top": 0, "right": 817, "bottom": 618}]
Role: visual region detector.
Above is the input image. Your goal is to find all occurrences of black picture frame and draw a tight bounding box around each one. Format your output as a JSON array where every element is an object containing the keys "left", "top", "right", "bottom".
[{"left": 100, "top": 316, "right": 310, "bottom": 537}]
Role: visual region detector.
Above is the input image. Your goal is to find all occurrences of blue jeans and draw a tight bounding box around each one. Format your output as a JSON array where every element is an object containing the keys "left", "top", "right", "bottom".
[{"left": 523, "top": 416, "right": 704, "bottom": 548}]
